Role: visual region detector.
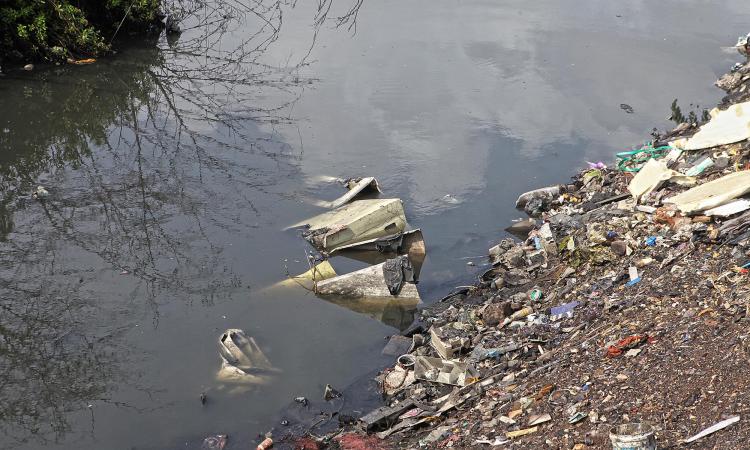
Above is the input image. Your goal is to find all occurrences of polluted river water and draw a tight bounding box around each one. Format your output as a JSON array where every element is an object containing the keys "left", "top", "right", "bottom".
[{"left": 1, "top": 0, "right": 749, "bottom": 448}]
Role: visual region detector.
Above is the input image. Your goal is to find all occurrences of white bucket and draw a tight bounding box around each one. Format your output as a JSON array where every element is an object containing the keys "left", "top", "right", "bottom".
[{"left": 609, "top": 423, "right": 656, "bottom": 450}]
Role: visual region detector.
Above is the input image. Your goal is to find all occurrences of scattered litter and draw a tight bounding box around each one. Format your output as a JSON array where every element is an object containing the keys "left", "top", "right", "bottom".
[
  {"left": 587, "top": 161, "right": 607, "bottom": 169},
  {"left": 397, "top": 354, "right": 415, "bottom": 369},
  {"left": 683, "top": 415, "right": 740, "bottom": 443},
  {"left": 528, "top": 413, "right": 552, "bottom": 426},
  {"left": 202, "top": 435, "right": 228, "bottom": 450},
  {"left": 67, "top": 58, "right": 97, "bottom": 65},
  {"left": 32, "top": 185, "right": 49, "bottom": 200},
  {"left": 430, "top": 326, "right": 470, "bottom": 359},
  {"left": 256, "top": 436, "right": 273, "bottom": 450},
  {"left": 216, "top": 329, "right": 279, "bottom": 385},
  {"left": 286, "top": 56, "right": 750, "bottom": 449},
  {"left": 550, "top": 301, "right": 579, "bottom": 321},
  {"left": 609, "top": 423, "right": 656, "bottom": 450},
  {"left": 515, "top": 185, "right": 563, "bottom": 208},
  {"left": 685, "top": 157, "right": 714, "bottom": 176},
  {"left": 360, "top": 399, "right": 417, "bottom": 431},
  {"left": 606, "top": 335, "right": 652, "bottom": 358},
  {"left": 475, "top": 437, "right": 510, "bottom": 445},
  {"left": 414, "top": 356, "right": 478, "bottom": 386},
  {"left": 568, "top": 412, "right": 588, "bottom": 424},
  {"left": 506, "top": 426, "right": 538, "bottom": 439},
  {"left": 323, "top": 384, "right": 342, "bottom": 401}
]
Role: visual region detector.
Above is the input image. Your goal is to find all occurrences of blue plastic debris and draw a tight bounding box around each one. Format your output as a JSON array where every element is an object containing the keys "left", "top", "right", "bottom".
[
  {"left": 626, "top": 277, "right": 642, "bottom": 286},
  {"left": 645, "top": 236, "right": 657, "bottom": 246},
  {"left": 550, "top": 301, "right": 579, "bottom": 321}
]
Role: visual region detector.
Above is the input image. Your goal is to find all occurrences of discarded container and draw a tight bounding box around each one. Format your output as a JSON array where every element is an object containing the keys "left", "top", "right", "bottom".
[
  {"left": 673, "top": 101, "right": 750, "bottom": 151},
  {"left": 315, "top": 260, "right": 420, "bottom": 300},
  {"left": 515, "top": 185, "right": 562, "bottom": 208},
  {"left": 499, "top": 306, "right": 533, "bottom": 328},
  {"left": 664, "top": 170, "right": 750, "bottom": 214},
  {"left": 256, "top": 437, "right": 273, "bottom": 450},
  {"left": 685, "top": 157, "right": 714, "bottom": 176},
  {"left": 414, "top": 356, "right": 478, "bottom": 386},
  {"left": 330, "top": 229, "right": 425, "bottom": 257},
  {"left": 397, "top": 354, "right": 415, "bottom": 369},
  {"left": 609, "top": 423, "right": 656, "bottom": 450},
  {"left": 430, "top": 326, "right": 470, "bottom": 359},
  {"left": 290, "top": 199, "right": 407, "bottom": 252},
  {"left": 216, "top": 329, "right": 280, "bottom": 385}
]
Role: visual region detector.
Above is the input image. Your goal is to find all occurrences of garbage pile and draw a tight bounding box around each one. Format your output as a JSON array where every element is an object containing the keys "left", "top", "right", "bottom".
[
  {"left": 281, "top": 177, "right": 427, "bottom": 315},
  {"left": 276, "top": 40, "right": 750, "bottom": 449}
]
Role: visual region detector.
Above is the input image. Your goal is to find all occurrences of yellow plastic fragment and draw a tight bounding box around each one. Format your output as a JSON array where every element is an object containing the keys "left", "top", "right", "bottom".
[{"left": 506, "top": 426, "right": 538, "bottom": 439}]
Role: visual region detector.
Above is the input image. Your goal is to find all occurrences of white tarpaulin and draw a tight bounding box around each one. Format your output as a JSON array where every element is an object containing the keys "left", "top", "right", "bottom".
[
  {"left": 673, "top": 101, "right": 750, "bottom": 150},
  {"left": 665, "top": 170, "right": 750, "bottom": 214}
]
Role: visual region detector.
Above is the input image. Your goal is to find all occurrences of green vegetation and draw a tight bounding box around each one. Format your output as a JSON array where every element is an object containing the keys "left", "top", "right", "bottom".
[{"left": 0, "top": 0, "right": 161, "bottom": 64}]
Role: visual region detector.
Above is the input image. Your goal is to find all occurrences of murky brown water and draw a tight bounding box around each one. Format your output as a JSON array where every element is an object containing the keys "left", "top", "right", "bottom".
[{"left": 0, "top": 1, "right": 748, "bottom": 448}]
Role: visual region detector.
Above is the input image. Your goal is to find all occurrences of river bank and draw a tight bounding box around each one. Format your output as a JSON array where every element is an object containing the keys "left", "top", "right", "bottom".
[
  {"left": 273, "top": 38, "right": 750, "bottom": 450},
  {"left": 0, "top": 0, "right": 161, "bottom": 70}
]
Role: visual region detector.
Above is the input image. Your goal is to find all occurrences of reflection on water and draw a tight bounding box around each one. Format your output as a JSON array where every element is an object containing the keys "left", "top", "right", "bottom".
[
  {"left": 1, "top": 0, "right": 750, "bottom": 448},
  {"left": 318, "top": 295, "right": 418, "bottom": 331}
]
